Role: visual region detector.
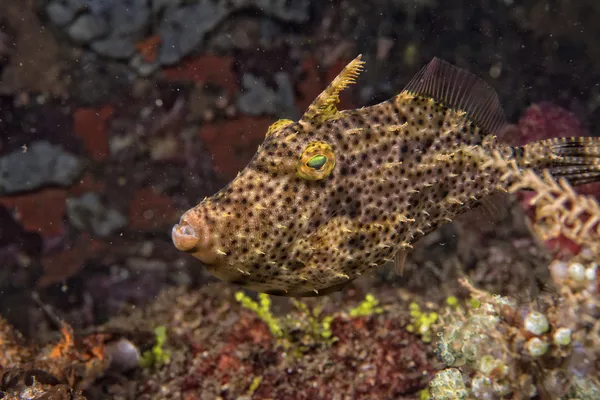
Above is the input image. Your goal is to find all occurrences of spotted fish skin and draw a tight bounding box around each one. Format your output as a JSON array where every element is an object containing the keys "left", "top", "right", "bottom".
[{"left": 172, "top": 56, "right": 600, "bottom": 296}]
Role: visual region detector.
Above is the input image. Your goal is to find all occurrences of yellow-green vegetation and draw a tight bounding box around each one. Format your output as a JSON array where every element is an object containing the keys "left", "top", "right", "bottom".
[
  {"left": 290, "top": 299, "right": 337, "bottom": 345},
  {"left": 235, "top": 291, "right": 338, "bottom": 354},
  {"left": 140, "top": 325, "right": 171, "bottom": 369},
  {"left": 235, "top": 292, "right": 388, "bottom": 355},
  {"left": 445, "top": 296, "right": 459, "bottom": 308},
  {"left": 235, "top": 292, "right": 284, "bottom": 337},
  {"left": 406, "top": 302, "right": 439, "bottom": 343},
  {"left": 246, "top": 376, "right": 263, "bottom": 397},
  {"left": 418, "top": 388, "right": 432, "bottom": 400},
  {"left": 349, "top": 293, "right": 384, "bottom": 317}
]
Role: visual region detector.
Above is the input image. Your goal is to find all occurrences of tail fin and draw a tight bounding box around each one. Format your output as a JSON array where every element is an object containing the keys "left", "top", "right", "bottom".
[{"left": 519, "top": 137, "right": 600, "bottom": 186}]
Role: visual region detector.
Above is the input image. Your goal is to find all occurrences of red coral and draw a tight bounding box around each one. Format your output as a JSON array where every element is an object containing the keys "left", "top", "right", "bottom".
[
  {"left": 512, "top": 102, "right": 596, "bottom": 258},
  {"left": 513, "top": 101, "right": 586, "bottom": 146}
]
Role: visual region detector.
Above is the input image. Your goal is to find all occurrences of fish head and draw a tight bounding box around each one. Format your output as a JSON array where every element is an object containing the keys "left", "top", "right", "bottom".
[{"left": 172, "top": 119, "right": 345, "bottom": 295}]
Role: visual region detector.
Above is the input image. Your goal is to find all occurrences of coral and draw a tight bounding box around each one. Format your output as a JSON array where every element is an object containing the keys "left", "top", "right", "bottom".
[
  {"left": 429, "top": 368, "right": 469, "bottom": 400},
  {"left": 140, "top": 326, "right": 171, "bottom": 369},
  {"left": 510, "top": 102, "right": 586, "bottom": 146},
  {"left": 494, "top": 163, "right": 600, "bottom": 259},
  {"left": 426, "top": 150, "right": 600, "bottom": 399}
]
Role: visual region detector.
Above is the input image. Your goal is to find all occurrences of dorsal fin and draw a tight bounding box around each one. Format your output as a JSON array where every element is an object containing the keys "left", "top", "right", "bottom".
[
  {"left": 403, "top": 58, "right": 507, "bottom": 135},
  {"left": 300, "top": 55, "right": 365, "bottom": 125}
]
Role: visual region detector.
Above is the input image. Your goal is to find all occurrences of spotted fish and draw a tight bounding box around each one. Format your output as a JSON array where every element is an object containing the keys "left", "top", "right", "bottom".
[{"left": 172, "top": 55, "right": 600, "bottom": 296}]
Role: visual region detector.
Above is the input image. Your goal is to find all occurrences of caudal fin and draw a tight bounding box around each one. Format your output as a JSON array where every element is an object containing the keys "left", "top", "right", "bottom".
[{"left": 521, "top": 137, "right": 600, "bottom": 186}]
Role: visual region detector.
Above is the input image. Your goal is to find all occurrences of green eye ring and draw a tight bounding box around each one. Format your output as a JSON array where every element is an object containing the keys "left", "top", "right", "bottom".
[
  {"left": 297, "top": 142, "right": 335, "bottom": 180},
  {"left": 306, "top": 155, "right": 328, "bottom": 170}
]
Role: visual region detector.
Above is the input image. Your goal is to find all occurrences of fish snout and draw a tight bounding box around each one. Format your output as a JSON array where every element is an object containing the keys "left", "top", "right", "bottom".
[
  {"left": 172, "top": 213, "right": 223, "bottom": 265},
  {"left": 172, "top": 215, "right": 203, "bottom": 252}
]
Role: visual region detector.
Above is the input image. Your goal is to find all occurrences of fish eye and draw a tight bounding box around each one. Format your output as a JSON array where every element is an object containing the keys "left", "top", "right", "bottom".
[
  {"left": 306, "top": 155, "right": 327, "bottom": 170},
  {"left": 297, "top": 141, "right": 335, "bottom": 180}
]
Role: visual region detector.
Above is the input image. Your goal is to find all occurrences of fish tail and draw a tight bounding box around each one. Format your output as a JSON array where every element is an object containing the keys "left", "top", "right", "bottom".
[{"left": 516, "top": 137, "right": 600, "bottom": 185}]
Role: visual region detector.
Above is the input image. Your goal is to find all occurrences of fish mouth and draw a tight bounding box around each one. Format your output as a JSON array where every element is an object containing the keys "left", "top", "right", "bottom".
[{"left": 171, "top": 212, "right": 221, "bottom": 265}]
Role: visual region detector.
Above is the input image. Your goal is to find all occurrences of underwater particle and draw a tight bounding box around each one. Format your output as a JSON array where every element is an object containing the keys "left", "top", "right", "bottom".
[
  {"left": 0, "top": 141, "right": 84, "bottom": 195},
  {"left": 523, "top": 311, "right": 549, "bottom": 335},
  {"left": 525, "top": 337, "right": 548, "bottom": 357},
  {"left": 553, "top": 327, "right": 572, "bottom": 346},
  {"left": 66, "top": 192, "right": 127, "bottom": 237},
  {"left": 429, "top": 368, "right": 469, "bottom": 400},
  {"left": 568, "top": 262, "right": 586, "bottom": 282}
]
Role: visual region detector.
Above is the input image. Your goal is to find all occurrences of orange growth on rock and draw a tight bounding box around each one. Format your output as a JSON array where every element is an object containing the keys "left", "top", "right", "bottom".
[
  {"left": 163, "top": 55, "right": 238, "bottom": 97},
  {"left": 136, "top": 35, "right": 162, "bottom": 63},
  {"left": 129, "top": 187, "right": 178, "bottom": 231},
  {"left": 198, "top": 116, "right": 273, "bottom": 178},
  {"left": 73, "top": 105, "right": 114, "bottom": 161},
  {"left": 68, "top": 173, "right": 106, "bottom": 196},
  {"left": 39, "top": 235, "right": 107, "bottom": 287},
  {"left": 49, "top": 322, "right": 75, "bottom": 359},
  {"left": 0, "top": 188, "right": 67, "bottom": 237}
]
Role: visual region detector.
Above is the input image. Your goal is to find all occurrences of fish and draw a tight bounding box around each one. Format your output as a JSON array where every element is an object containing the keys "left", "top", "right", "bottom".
[{"left": 171, "top": 55, "right": 600, "bottom": 297}]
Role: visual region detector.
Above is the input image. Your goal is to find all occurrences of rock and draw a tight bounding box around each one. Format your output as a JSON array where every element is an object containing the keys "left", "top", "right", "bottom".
[
  {"left": 46, "top": 0, "right": 312, "bottom": 69},
  {"left": 237, "top": 0, "right": 312, "bottom": 22},
  {"left": 67, "top": 14, "right": 108, "bottom": 43},
  {"left": 46, "top": 2, "right": 76, "bottom": 26},
  {"left": 152, "top": 0, "right": 181, "bottom": 13},
  {"left": 111, "top": 0, "right": 150, "bottom": 36},
  {"left": 157, "top": 1, "right": 230, "bottom": 65},
  {"left": 236, "top": 72, "right": 298, "bottom": 119},
  {"left": 129, "top": 54, "right": 161, "bottom": 77},
  {"left": 0, "top": 141, "right": 84, "bottom": 195},
  {"left": 66, "top": 192, "right": 127, "bottom": 237},
  {"left": 91, "top": 36, "right": 136, "bottom": 59}
]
